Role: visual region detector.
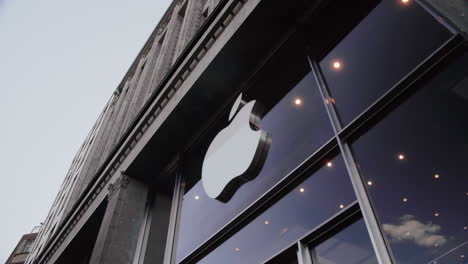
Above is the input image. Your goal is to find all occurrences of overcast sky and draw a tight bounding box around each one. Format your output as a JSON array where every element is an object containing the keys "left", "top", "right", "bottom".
[{"left": 0, "top": 0, "right": 171, "bottom": 261}]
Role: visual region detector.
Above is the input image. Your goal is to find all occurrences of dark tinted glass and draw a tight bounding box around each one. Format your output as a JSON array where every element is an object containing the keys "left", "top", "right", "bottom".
[
  {"left": 198, "top": 155, "right": 356, "bottom": 264},
  {"left": 320, "top": 0, "right": 452, "bottom": 125},
  {"left": 176, "top": 50, "right": 335, "bottom": 261},
  {"left": 351, "top": 54, "right": 468, "bottom": 264},
  {"left": 313, "top": 219, "right": 378, "bottom": 264}
]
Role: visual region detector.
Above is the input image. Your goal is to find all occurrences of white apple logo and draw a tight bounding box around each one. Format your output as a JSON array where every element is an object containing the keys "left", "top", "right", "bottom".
[{"left": 202, "top": 93, "right": 271, "bottom": 202}]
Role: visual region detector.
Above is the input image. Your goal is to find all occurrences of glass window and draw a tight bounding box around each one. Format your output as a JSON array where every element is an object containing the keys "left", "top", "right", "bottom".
[
  {"left": 351, "top": 54, "right": 468, "bottom": 264},
  {"left": 197, "top": 154, "right": 356, "bottom": 264},
  {"left": 319, "top": 0, "right": 453, "bottom": 125},
  {"left": 311, "top": 219, "right": 378, "bottom": 264},
  {"left": 175, "top": 47, "right": 335, "bottom": 261}
]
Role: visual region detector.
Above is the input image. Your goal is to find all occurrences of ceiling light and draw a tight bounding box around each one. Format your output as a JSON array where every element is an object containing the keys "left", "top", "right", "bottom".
[
  {"left": 294, "top": 98, "right": 303, "bottom": 106},
  {"left": 332, "top": 60, "right": 342, "bottom": 70}
]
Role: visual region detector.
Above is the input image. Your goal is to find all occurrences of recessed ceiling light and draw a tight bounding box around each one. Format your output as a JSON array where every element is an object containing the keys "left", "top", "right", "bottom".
[
  {"left": 294, "top": 98, "right": 303, "bottom": 106},
  {"left": 332, "top": 60, "right": 342, "bottom": 70}
]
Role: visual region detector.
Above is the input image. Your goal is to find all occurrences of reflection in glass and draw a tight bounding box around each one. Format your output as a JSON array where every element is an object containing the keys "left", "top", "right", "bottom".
[
  {"left": 313, "top": 219, "right": 378, "bottom": 264},
  {"left": 320, "top": 0, "right": 452, "bottom": 125},
  {"left": 198, "top": 155, "right": 356, "bottom": 264},
  {"left": 175, "top": 50, "right": 334, "bottom": 261},
  {"left": 351, "top": 54, "right": 468, "bottom": 263}
]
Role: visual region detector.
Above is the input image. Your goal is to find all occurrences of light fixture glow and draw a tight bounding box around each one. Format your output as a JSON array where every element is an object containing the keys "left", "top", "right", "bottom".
[
  {"left": 326, "top": 161, "right": 333, "bottom": 168},
  {"left": 401, "top": 0, "right": 410, "bottom": 4},
  {"left": 299, "top": 187, "right": 305, "bottom": 193},
  {"left": 435, "top": 213, "right": 439, "bottom": 217},
  {"left": 402, "top": 198, "right": 408, "bottom": 202},
  {"left": 434, "top": 174, "right": 440, "bottom": 179},
  {"left": 339, "top": 204, "right": 345, "bottom": 209},
  {"left": 195, "top": 195, "right": 200, "bottom": 200},
  {"left": 332, "top": 60, "right": 342, "bottom": 70},
  {"left": 367, "top": 181, "right": 373, "bottom": 186},
  {"left": 264, "top": 220, "right": 270, "bottom": 225},
  {"left": 294, "top": 98, "right": 303, "bottom": 106},
  {"left": 398, "top": 154, "right": 406, "bottom": 160},
  {"left": 434, "top": 243, "right": 439, "bottom": 247},
  {"left": 464, "top": 226, "right": 467, "bottom": 230},
  {"left": 235, "top": 248, "right": 240, "bottom": 251}
]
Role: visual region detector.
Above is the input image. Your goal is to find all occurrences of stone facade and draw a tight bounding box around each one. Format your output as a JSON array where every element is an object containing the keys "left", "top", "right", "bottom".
[{"left": 24, "top": 0, "right": 468, "bottom": 263}]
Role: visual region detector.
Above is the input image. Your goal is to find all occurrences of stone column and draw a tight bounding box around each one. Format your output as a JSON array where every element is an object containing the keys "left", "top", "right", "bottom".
[{"left": 89, "top": 174, "right": 149, "bottom": 264}]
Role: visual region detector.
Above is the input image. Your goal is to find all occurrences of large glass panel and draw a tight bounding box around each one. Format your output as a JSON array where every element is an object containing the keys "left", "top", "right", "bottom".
[
  {"left": 312, "top": 218, "right": 378, "bottom": 264},
  {"left": 320, "top": 0, "right": 453, "bottom": 125},
  {"left": 351, "top": 54, "right": 468, "bottom": 264},
  {"left": 175, "top": 47, "right": 334, "bottom": 261},
  {"left": 198, "top": 154, "right": 356, "bottom": 264}
]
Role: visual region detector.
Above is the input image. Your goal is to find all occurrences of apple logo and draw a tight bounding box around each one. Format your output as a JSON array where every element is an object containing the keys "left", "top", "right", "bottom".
[{"left": 202, "top": 93, "right": 271, "bottom": 202}]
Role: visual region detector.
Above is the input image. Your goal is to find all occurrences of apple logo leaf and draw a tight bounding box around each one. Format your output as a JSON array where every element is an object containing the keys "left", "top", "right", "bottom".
[{"left": 202, "top": 93, "right": 272, "bottom": 202}]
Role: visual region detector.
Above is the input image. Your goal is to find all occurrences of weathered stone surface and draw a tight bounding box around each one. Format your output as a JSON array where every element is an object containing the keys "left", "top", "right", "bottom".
[{"left": 89, "top": 175, "right": 148, "bottom": 264}]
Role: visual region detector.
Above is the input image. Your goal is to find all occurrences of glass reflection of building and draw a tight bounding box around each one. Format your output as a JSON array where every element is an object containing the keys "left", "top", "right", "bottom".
[{"left": 171, "top": 1, "right": 468, "bottom": 264}]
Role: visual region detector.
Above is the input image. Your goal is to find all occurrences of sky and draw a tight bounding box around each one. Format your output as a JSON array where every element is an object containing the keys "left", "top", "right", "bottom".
[{"left": 0, "top": 0, "right": 171, "bottom": 261}]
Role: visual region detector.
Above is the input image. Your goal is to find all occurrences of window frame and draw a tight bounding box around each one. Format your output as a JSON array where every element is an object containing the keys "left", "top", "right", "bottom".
[{"left": 148, "top": 1, "right": 466, "bottom": 263}]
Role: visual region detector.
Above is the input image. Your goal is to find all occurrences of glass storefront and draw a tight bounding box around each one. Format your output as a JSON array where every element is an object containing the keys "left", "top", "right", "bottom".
[
  {"left": 175, "top": 47, "right": 334, "bottom": 262},
  {"left": 161, "top": 0, "right": 467, "bottom": 263},
  {"left": 319, "top": 0, "right": 452, "bottom": 125},
  {"left": 351, "top": 53, "right": 468, "bottom": 264},
  {"left": 312, "top": 219, "right": 378, "bottom": 264},
  {"left": 198, "top": 154, "right": 356, "bottom": 264}
]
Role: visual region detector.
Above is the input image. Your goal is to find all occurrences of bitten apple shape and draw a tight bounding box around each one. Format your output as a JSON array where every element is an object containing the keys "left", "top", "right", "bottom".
[{"left": 202, "top": 94, "right": 271, "bottom": 202}]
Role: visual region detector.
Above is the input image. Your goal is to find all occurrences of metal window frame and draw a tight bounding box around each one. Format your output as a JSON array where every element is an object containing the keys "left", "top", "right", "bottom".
[
  {"left": 178, "top": 138, "right": 341, "bottom": 264},
  {"left": 307, "top": 27, "right": 466, "bottom": 264},
  {"left": 158, "top": 4, "right": 467, "bottom": 264}
]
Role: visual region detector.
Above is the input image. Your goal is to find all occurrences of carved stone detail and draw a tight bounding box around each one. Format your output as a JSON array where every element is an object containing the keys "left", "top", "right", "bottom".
[{"left": 107, "top": 172, "right": 130, "bottom": 201}]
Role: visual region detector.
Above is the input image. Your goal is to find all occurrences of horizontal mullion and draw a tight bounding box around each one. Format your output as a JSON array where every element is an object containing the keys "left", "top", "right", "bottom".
[
  {"left": 338, "top": 34, "right": 465, "bottom": 143},
  {"left": 179, "top": 137, "right": 339, "bottom": 264}
]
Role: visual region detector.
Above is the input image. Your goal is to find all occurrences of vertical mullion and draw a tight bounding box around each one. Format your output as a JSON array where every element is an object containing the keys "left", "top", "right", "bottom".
[
  {"left": 309, "top": 248, "right": 319, "bottom": 264},
  {"left": 297, "top": 241, "right": 313, "bottom": 264},
  {"left": 307, "top": 57, "right": 394, "bottom": 264},
  {"left": 163, "top": 169, "right": 184, "bottom": 264}
]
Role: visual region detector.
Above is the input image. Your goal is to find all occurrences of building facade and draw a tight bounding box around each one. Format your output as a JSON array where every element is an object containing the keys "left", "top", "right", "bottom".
[
  {"left": 6, "top": 227, "right": 41, "bottom": 264},
  {"left": 26, "top": 0, "right": 468, "bottom": 263}
]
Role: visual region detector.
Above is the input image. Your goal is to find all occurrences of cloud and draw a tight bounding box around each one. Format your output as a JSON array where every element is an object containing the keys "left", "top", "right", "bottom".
[{"left": 383, "top": 215, "right": 447, "bottom": 247}]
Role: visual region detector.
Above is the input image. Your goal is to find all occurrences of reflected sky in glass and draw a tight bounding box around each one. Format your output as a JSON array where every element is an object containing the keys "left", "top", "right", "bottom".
[
  {"left": 313, "top": 219, "right": 378, "bottom": 264},
  {"left": 198, "top": 155, "right": 356, "bottom": 264},
  {"left": 320, "top": 0, "right": 452, "bottom": 125},
  {"left": 351, "top": 54, "right": 468, "bottom": 264},
  {"left": 175, "top": 55, "right": 334, "bottom": 261}
]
